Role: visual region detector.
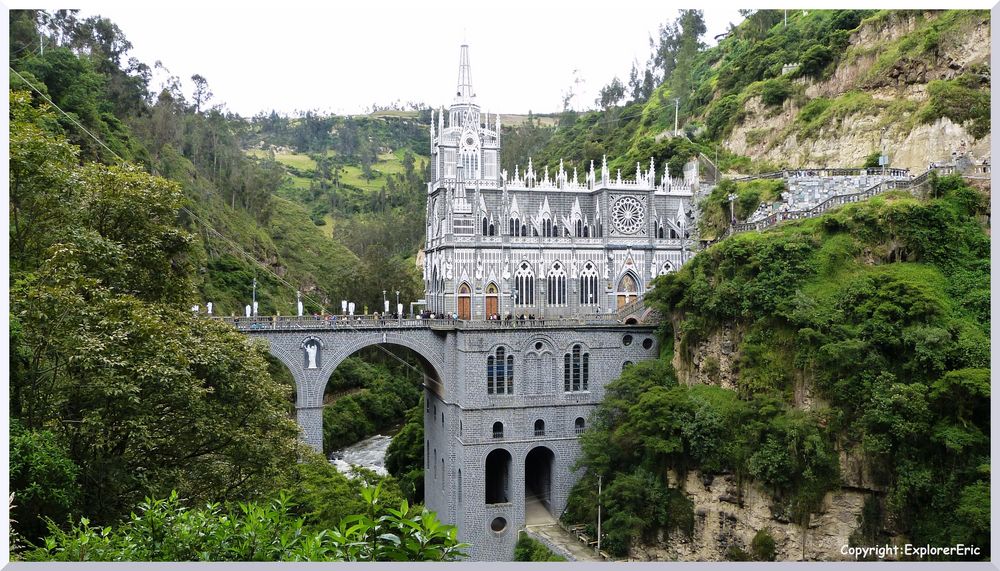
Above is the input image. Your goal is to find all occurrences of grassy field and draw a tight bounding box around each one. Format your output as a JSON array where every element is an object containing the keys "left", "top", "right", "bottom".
[{"left": 246, "top": 148, "right": 318, "bottom": 171}]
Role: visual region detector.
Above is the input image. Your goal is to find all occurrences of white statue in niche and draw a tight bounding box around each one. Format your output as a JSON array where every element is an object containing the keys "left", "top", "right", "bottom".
[
  {"left": 305, "top": 342, "right": 318, "bottom": 369},
  {"left": 571, "top": 260, "right": 578, "bottom": 279},
  {"left": 445, "top": 256, "right": 454, "bottom": 280},
  {"left": 475, "top": 255, "right": 484, "bottom": 280},
  {"left": 502, "top": 256, "right": 511, "bottom": 280}
]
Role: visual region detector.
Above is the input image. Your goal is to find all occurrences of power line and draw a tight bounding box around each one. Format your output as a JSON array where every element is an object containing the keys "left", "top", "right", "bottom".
[{"left": 10, "top": 67, "right": 438, "bottom": 387}]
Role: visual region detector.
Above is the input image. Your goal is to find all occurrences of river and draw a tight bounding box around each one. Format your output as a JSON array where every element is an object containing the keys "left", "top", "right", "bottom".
[{"left": 330, "top": 433, "right": 393, "bottom": 477}]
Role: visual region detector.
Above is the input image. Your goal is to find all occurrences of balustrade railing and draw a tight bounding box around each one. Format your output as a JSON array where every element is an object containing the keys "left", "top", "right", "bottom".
[
  {"left": 727, "top": 168, "right": 938, "bottom": 237},
  {"left": 216, "top": 312, "right": 637, "bottom": 332}
]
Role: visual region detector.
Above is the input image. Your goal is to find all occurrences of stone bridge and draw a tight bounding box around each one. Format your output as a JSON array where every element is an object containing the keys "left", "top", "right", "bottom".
[{"left": 221, "top": 313, "right": 650, "bottom": 453}]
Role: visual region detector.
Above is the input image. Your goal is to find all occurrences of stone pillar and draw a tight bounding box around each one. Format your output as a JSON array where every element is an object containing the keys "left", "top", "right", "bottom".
[{"left": 296, "top": 404, "right": 324, "bottom": 452}]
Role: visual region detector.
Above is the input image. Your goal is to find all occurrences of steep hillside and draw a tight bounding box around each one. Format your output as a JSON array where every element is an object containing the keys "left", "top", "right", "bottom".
[
  {"left": 564, "top": 175, "right": 990, "bottom": 560},
  {"left": 725, "top": 10, "right": 990, "bottom": 170},
  {"left": 513, "top": 10, "right": 990, "bottom": 177}
]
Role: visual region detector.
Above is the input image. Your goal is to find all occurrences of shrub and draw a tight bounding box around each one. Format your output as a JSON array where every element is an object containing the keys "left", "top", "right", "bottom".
[
  {"left": 514, "top": 535, "right": 567, "bottom": 561},
  {"left": 798, "top": 44, "right": 834, "bottom": 77},
  {"left": 751, "top": 528, "right": 777, "bottom": 561},
  {"left": 761, "top": 78, "right": 792, "bottom": 107},
  {"left": 26, "top": 485, "right": 467, "bottom": 562}
]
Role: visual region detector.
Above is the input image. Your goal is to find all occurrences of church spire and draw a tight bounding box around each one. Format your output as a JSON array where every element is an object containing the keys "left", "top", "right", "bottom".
[{"left": 456, "top": 44, "right": 474, "bottom": 101}]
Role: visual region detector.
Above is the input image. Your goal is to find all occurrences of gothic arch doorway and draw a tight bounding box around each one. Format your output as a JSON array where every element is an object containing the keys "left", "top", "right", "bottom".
[
  {"left": 458, "top": 282, "right": 471, "bottom": 320},
  {"left": 616, "top": 271, "right": 640, "bottom": 309},
  {"left": 485, "top": 448, "right": 512, "bottom": 504},
  {"left": 524, "top": 446, "right": 555, "bottom": 523},
  {"left": 485, "top": 282, "right": 499, "bottom": 318}
]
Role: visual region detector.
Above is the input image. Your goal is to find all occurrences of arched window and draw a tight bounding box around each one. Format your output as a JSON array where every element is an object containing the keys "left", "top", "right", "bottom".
[
  {"left": 552, "top": 223, "right": 559, "bottom": 237},
  {"left": 670, "top": 227, "right": 678, "bottom": 239},
  {"left": 515, "top": 262, "right": 534, "bottom": 305},
  {"left": 576, "top": 219, "right": 583, "bottom": 237},
  {"left": 575, "top": 417, "right": 586, "bottom": 434},
  {"left": 482, "top": 217, "right": 489, "bottom": 236},
  {"left": 489, "top": 223, "right": 495, "bottom": 235},
  {"left": 583, "top": 225, "right": 590, "bottom": 237},
  {"left": 660, "top": 261, "right": 674, "bottom": 275},
  {"left": 657, "top": 225, "right": 665, "bottom": 239},
  {"left": 547, "top": 262, "right": 567, "bottom": 306},
  {"left": 492, "top": 421, "right": 504, "bottom": 438},
  {"left": 534, "top": 419, "right": 545, "bottom": 437},
  {"left": 521, "top": 223, "right": 528, "bottom": 237},
  {"left": 579, "top": 262, "right": 599, "bottom": 305},
  {"left": 543, "top": 217, "right": 552, "bottom": 237},
  {"left": 597, "top": 222, "right": 603, "bottom": 237},
  {"left": 487, "top": 347, "right": 513, "bottom": 394},
  {"left": 509, "top": 218, "right": 516, "bottom": 236},
  {"left": 564, "top": 344, "right": 590, "bottom": 392}
]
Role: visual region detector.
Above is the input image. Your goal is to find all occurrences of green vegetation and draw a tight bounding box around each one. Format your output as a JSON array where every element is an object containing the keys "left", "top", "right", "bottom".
[
  {"left": 919, "top": 73, "right": 991, "bottom": 138},
  {"left": 699, "top": 178, "right": 786, "bottom": 238},
  {"left": 24, "top": 482, "right": 466, "bottom": 562},
  {"left": 385, "top": 399, "right": 426, "bottom": 504},
  {"left": 513, "top": 535, "right": 567, "bottom": 561},
  {"left": 321, "top": 353, "right": 422, "bottom": 454},
  {"left": 567, "top": 177, "right": 988, "bottom": 558}
]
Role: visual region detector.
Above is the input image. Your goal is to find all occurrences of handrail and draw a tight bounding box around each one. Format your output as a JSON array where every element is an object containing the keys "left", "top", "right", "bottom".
[
  {"left": 732, "top": 167, "right": 911, "bottom": 182},
  {"left": 213, "top": 314, "right": 645, "bottom": 332},
  {"left": 726, "top": 168, "right": 940, "bottom": 237}
]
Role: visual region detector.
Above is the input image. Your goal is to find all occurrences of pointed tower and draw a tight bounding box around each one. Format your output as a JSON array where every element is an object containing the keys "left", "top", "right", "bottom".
[{"left": 456, "top": 44, "right": 474, "bottom": 102}]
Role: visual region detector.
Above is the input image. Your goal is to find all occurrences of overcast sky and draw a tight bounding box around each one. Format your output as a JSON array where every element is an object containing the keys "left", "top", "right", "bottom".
[
  {"left": 11, "top": 1, "right": 991, "bottom": 117},
  {"left": 13, "top": 0, "right": 749, "bottom": 116}
]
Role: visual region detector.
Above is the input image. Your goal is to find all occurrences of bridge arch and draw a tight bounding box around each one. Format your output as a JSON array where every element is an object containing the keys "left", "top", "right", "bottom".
[{"left": 254, "top": 329, "right": 447, "bottom": 452}]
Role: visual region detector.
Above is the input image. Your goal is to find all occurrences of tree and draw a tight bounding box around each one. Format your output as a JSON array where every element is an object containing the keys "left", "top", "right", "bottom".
[
  {"left": 596, "top": 76, "right": 625, "bottom": 110},
  {"left": 10, "top": 93, "right": 301, "bottom": 530},
  {"left": 191, "top": 73, "right": 213, "bottom": 113}
]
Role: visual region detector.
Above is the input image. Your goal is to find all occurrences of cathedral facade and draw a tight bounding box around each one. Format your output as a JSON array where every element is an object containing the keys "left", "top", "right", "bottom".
[
  {"left": 422, "top": 45, "right": 704, "bottom": 560},
  {"left": 423, "top": 46, "right": 700, "bottom": 320}
]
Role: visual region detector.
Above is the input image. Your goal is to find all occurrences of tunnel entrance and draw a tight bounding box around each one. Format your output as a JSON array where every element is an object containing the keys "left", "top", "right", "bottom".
[{"left": 524, "top": 446, "right": 554, "bottom": 524}]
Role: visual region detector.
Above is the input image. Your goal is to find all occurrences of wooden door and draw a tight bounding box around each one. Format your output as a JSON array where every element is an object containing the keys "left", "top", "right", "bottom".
[
  {"left": 486, "top": 295, "right": 498, "bottom": 317},
  {"left": 458, "top": 296, "right": 471, "bottom": 320}
]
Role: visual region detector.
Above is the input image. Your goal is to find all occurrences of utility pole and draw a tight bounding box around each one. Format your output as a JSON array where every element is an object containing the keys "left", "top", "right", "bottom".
[
  {"left": 674, "top": 98, "right": 680, "bottom": 136},
  {"left": 597, "top": 474, "right": 603, "bottom": 555}
]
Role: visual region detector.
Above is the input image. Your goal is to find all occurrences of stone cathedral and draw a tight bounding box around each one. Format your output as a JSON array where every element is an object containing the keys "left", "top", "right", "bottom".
[{"left": 420, "top": 45, "right": 705, "bottom": 560}]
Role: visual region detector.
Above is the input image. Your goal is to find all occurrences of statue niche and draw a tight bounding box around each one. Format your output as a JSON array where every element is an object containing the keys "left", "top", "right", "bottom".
[{"left": 301, "top": 337, "right": 323, "bottom": 370}]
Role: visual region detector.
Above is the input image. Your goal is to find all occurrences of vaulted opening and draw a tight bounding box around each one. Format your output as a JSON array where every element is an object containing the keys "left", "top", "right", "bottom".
[
  {"left": 525, "top": 446, "right": 555, "bottom": 523},
  {"left": 485, "top": 448, "right": 512, "bottom": 504}
]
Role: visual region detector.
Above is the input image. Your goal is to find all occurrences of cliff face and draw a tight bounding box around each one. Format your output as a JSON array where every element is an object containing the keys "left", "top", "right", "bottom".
[
  {"left": 629, "top": 470, "right": 868, "bottom": 562},
  {"left": 724, "top": 10, "right": 990, "bottom": 171}
]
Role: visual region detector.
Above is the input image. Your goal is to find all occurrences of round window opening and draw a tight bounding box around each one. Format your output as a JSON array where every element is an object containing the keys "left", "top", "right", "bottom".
[
  {"left": 491, "top": 517, "right": 507, "bottom": 533},
  {"left": 623, "top": 334, "right": 633, "bottom": 346},
  {"left": 642, "top": 338, "right": 653, "bottom": 350},
  {"left": 535, "top": 342, "right": 543, "bottom": 351}
]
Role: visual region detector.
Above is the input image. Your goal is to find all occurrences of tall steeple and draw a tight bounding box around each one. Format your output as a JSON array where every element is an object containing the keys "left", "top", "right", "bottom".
[{"left": 456, "top": 44, "right": 474, "bottom": 102}]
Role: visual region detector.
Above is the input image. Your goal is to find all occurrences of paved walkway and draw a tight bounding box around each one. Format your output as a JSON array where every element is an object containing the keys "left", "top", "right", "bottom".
[{"left": 523, "top": 494, "right": 601, "bottom": 561}]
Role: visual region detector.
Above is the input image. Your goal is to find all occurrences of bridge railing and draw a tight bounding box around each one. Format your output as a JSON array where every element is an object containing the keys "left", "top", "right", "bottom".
[{"left": 215, "top": 313, "right": 639, "bottom": 331}]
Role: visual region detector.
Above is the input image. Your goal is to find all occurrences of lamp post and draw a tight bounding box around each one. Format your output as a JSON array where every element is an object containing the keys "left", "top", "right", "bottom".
[
  {"left": 383, "top": 290, "right": 388, "bottom": 314},
  {"left": 252, "top": 277, "right": 257, "bottom": 316},
  {"left": 727, "top": 192, "right": 738, "bottom": 225}
]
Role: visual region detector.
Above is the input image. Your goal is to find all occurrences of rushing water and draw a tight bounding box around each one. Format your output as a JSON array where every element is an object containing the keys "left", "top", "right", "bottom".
[{"left": 330, "top": 434, "right": 393, "bottom": 477}]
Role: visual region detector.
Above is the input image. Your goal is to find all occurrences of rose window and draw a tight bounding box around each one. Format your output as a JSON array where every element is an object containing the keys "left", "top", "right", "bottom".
[{"left": 612, "top": 197, "right": 645, "bottom": 234}]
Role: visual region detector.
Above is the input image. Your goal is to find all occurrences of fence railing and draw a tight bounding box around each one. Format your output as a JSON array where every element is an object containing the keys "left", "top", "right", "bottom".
[
  {"left": 215, "top": 313, "right": 639, "bottom": 332},
  {"left": 732, "top": 167, "right": 911, "bottom": 182},
  {"left": 726, "top": 168, "right": 941, "bottom": 237}
]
